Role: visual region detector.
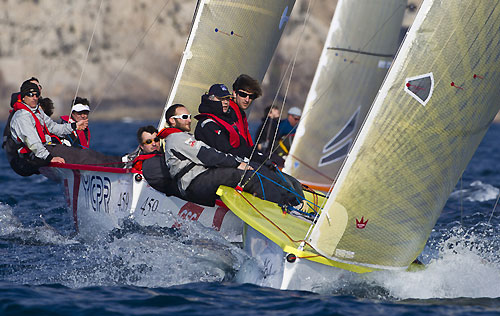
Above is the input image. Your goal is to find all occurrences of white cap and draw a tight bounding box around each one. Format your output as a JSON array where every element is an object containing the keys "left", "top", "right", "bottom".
[
  {"left": 288, "top": 106, "right": 302, "bottom": 117},
  {"left": 71, "top": 103, "right": 90, "bottom": 112}
]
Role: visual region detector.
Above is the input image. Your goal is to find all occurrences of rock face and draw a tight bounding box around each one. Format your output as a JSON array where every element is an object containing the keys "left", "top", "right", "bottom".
[{"left": 0, "top": 0, "right": 421, "bottom": 121}]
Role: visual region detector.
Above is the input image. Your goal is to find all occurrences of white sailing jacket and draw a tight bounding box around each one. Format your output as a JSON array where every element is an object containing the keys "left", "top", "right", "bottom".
[{"left": 10, "top": 104, "right": 73, "bottom": 160}]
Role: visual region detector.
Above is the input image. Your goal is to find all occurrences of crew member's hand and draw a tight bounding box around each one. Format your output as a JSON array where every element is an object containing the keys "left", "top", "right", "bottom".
[
  {"left": 51, "top": 157, "right": 65, "bottom": 164},
  {"left": 76, "top": 119, "right": 88, "bottom": 130},
  {"left": 237, "top": 162, "right": 253, "bottom": 171}
]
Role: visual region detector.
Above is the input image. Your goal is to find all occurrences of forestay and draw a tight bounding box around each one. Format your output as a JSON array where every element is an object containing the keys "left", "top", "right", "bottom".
[
  {"left": 283, "top": 0, "right": 406, "bottom": 192},
  {"left": 309, "top": 0, "right": 500, "bottom": 269},
  {"left": 158, "top": 0, "right": 295, "bottom": 128}
]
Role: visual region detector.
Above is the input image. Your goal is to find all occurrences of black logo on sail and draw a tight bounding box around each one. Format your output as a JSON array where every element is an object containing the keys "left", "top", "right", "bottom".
[
  {"left": 319, "top": 107, "right": 359, "bottom": 167},
  {"left": 404, "top": 72, "right": 434, "bottom": 106}
]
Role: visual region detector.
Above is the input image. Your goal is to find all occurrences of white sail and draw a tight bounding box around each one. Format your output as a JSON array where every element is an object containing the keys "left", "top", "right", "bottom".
[
  {"left": 307, "top": 0, "right": 500, "bottom": 269},
  {"left": 158, "top": 0, "right": 295, "bottom": 128},
  {"left": 284, "top": 0, "right": 406, "bottom": 192}
]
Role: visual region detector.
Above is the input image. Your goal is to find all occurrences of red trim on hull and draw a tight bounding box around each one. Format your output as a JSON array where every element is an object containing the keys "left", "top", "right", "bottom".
[
  {"left": 212, "top": 206, "right": 230, "bottom": 231},
  {"left": 49, "top": 162, "right": 134, "bottom": 174},
  {"left": 215, "top": 200, "right": 228, "bottom": 208},
  {"left": 72, "top": 170, "right": 81, "bottom": 232}
]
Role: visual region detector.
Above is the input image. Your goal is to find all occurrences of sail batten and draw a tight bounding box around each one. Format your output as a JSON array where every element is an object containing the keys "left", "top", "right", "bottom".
[{"left": 308, "top": 0, "right": 500, "bottom": 269}]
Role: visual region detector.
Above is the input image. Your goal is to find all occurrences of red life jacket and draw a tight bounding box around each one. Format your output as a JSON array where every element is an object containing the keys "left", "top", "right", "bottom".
[
  {"left": 157, "top": 127, "right": 183, "bottom": 139},
  {"left": 194, "top": 112, "right": 241, "bottom": 148},
  {"left": 131, "top": 153, "right": 160, "bottom": 171},
  {"left": 12, "top": 100, "right": 56, "bottom": 154},
  {"left": 229, "top": 100, "right": 254, "bottom": 146},
  {"left": 60, "top": 115, "right": 90, "bottom": 149}
]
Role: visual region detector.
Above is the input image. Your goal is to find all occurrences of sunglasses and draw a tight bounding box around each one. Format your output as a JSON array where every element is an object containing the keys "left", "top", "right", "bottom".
[
  {"left": 237, "top": 90, "right": 257, "bottom": 100},
  {"left": 171, "top": 114, "right": 191, "bottom": 120},
  {"left": 26, "top": 92, "right": 40, "bottom": 98},
  {"left": 143, "top": 137, "right": 160, "bottom": 145}
]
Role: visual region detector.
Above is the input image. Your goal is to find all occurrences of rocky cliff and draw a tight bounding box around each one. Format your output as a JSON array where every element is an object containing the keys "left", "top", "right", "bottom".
[{"left": 0, "top": 0, "right": 421, "bottom": 121}]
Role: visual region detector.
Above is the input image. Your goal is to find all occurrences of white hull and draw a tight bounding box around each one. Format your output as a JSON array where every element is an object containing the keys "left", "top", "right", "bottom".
[
  {"left": 242, "top": 225, "right": 348, "bottom": 291},
  {"left": 41, "top": 165, "right": 243, "bottom": 242}
]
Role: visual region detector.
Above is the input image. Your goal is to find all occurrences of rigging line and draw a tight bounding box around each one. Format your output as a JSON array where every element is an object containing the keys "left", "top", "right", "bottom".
[
  {"left": 288, "top": 153, "right": 334, "bottom": 182},
  {"left": 70, "top": 0, "right": 104, "bottom": 117},
  {"left": 238, "top": 60, "right": 296, "bottom": 186},
  {"left": 235, "top": 189, "right": 317, "bottom": 248},
  {"left": 268, "top": 0, "right": 316, "bottom": 163},
  {"left": 283, "top": 2, "right": 409, "bottom": 186},
  {"left": 291, "top": 1, "right": 408, "bottom": 127},
  {"left": 488, "top": 190, "right": 500, "bottom": 225},
  {"left": 326, "top": 47, "right": 394, "bottom": 58},
  {"left": 237, "top": 0, "right": 315, "bottom": 188},
  {"left": 460, "top": 176, "right": 463, "bottom": 226},
  {"left": 93, "top": 0, "right": 172, "bottom": 113}
]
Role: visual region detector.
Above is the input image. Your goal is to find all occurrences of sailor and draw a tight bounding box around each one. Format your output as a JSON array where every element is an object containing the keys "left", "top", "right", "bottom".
[
  {"left": 195, "top": 83, "right": 280, "bottom": 165},
  {"left": 274, "top": 106, "right": 302, "bottom": 157},
  {"left": 162, "top": 104, "right": 303, "bottom": 207},
  {"left": 130, "top": 126, "right": 181, "bottom": 196},
  {"left": 9, "top": 77, "right": 41, "bottom": 108},
  {"left": 229, "top": 74, "right": 262, "bottom": 148},
  {"left": 256, "top": 104, "right": 280, "bottom": 154},
  {"left": 9, "top": 76, "right": 54, "bottom": 117},
  {"left": 60, "top": 97, "right": 91, "bottom": 148},
  {"left": 39, "top": 97, "right": 55, "bottom": 117},
  {"left": 5, "top": 81, "right": 122, "bottom": 176},
  {"left": 195, "top": 84, "right": 261, "bottom": 161}
]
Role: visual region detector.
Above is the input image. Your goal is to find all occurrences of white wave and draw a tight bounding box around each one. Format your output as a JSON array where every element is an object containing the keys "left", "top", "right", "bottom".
[
  {"left": 449, "top": 180, "right": 499, "bottom": 202},
  {"left": 0, "top": 203, "right": 23, "bottom": 236},
  {"left": 57, "top": 219, "right": 248, "bottom": 288},
  {"left": 370, "top": 227, "right": 500, "bottom": 299},
  {"left": 0, "top": 203, "right": 78, "bottom": 245}
]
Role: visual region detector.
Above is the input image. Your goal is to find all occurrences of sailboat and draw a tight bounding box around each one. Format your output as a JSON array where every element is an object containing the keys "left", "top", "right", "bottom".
[
  {"left": 283, "top": 0, "right": 407, "bottom": 192},
  {"left": 40, "top": 0, "right": 296, "bottom": 240},
  {"left": 218, "top": 0, "right": 500, "bottom": 291}
]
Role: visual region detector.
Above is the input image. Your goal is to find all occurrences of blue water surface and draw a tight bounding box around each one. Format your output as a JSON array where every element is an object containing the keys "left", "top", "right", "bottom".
[{"left": 0, "top": 120, "right": 499, "bottom": 316}]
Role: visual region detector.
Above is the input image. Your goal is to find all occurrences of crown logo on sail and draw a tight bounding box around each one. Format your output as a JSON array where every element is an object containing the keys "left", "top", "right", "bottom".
[{"left": 355, "top": 216, "right": 368, "bottom": 229}]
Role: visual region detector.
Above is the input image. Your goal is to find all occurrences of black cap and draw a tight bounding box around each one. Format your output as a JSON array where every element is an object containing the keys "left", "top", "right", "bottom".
[{"left": 20, "top": 82, "right": 40, "bottom": 98}]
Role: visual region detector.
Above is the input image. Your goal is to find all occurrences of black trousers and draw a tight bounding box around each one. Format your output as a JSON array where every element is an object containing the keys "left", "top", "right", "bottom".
[
  {"left": 46, "top": 144, "right": 123, "bottom": 167},
  {"left": 185, "top": 165, "right": 304, "bottom": 207}
]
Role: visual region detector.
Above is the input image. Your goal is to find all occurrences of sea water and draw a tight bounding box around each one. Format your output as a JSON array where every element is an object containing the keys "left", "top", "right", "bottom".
[{"left": 0, "top": 120, "right": 499, "bottom": 315}]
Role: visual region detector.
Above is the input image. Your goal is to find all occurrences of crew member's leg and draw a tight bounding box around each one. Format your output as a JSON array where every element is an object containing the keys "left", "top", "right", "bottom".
[{"left": 46, "top": 144, "right": 123, "bottom": 167}]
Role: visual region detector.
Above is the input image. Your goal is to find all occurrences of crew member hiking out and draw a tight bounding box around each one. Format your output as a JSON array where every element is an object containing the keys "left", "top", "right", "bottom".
[
  {"left": 162, "top": 103, "right": 304, "bottom": 207},
  {"left": 4, "top": 81, "right": 123, "bottom": 176}
]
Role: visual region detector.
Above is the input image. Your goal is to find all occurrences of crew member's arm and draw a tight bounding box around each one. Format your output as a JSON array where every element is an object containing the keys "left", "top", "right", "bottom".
[
  {"left": 171, "top": 133, "right": 240, "bottom": 168},
  {"left": 194, "top": 120, "right": 235, "bottom": 154},
  {"left": 44, "top": 111, "right": 86, "bottom": 136}
]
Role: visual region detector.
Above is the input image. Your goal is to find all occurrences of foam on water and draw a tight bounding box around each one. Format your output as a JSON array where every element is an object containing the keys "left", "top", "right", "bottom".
[
  {"left": 449, "top": 180, "right": 499, "bottom": 202},
  {"left": 370, "top": 223, "right": 500, "bottom": 299},
  {"left": 0, "top": 203, "right": 76, "bottom": 245},
  {"left": 50, "top": 219, "right": 248, "bottom": 289}
]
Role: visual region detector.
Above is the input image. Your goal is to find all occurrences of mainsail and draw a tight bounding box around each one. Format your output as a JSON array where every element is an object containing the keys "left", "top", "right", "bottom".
[
  {"left": 158, "top": 0, "right": 295, "bottom": 128},
  {"left": 308, "top": 0, "right": 500, "bottom": 269},
  {"left": 283, "top": 0, "right": 406, "bottom": 191}
]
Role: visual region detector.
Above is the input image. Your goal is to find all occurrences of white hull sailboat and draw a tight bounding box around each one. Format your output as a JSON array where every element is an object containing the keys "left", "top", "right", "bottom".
[
  {"left": 219, "top": 0, "right": 500, "bottom": 291},
  {"left": 41, "top": 164, "right": 244, "bottom": 241},
  {"left": 39, "top": 0, "right": 296, "bottom": 240}
]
